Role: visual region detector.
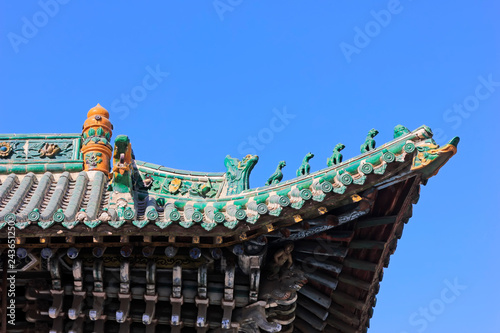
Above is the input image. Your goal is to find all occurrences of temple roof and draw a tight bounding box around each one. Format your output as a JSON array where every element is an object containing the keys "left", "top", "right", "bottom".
[
  {"left": 0, "top": 105, "right": 459, "bottom": 333},
  {"left": 0, "top": 125, "right": 457, "bottom": 245}
]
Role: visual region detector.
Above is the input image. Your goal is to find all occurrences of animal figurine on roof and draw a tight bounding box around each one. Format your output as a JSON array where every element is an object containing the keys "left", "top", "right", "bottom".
[
  {"left": 327, "top": 143, "right": 345, "bottom": 167},
  {"left": 360, "top": 128, "right": 379, "bottom": 153},
  {"left": 296, "top": 152, "right": 314, "bottom": 177},
  {"left": 265, "top": 161, "right": 286, "bottom": 185}
]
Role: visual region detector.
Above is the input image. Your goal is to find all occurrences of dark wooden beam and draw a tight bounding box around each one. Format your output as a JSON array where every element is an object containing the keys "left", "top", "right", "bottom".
[
  {"left": 343, "top": 258, "right": 377, "bottom": 272},
  {"left": 294, "top": 254, "right": 342, "bottom": 274},
  {"left": 349, "top": 240, "right": 385, "bottom": 250},
  {"left": 356, "top": 216, "right": 397, "bottom": 229},
  {"left": 296, "top": 305, "right": 327, "bottom": 331},
  {"left": 298, "top": 285, "right": 332, "bottom": 309},
  {"left": 297, "top": 296, "right": 330, "bottom": 320},
  {"left": 312, "top": 230, "right": 354, "bottom": 242},
  {"left": 327, "top": 316, "right": 359, "bottom": 333},
  {"left": 331, "top": 291, "right": 365, "bottom": 310},
  {"left": 338, "top": 274, "right": 371, "bottom": 291},
  {"left": 294, "top": 317, "right": 323, "bottom": 333},
  {"left": 328, "top": 303, "right": 360, "bottom": 326},
  {"left": 305, "top": 270, "right": 339, "bottom": 291},
  {"left": 323, "top": 325, "right": 343, "bottom": 333},
  {"left": 294, "top": 241, "right": 348, "bottom": 258}
]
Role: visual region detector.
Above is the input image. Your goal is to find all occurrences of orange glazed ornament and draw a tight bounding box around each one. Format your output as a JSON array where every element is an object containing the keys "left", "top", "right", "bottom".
[{"left": 81, "top": 104, "right": 113, "bottom": 175}]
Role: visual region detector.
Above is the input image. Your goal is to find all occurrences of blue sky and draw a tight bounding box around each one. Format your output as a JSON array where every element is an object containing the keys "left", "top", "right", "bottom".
[{"left": 1, "top": 1, "right": 499, "bottom": 332}]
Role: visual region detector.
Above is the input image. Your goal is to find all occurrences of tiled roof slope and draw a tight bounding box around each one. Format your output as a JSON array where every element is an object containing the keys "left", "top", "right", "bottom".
[{"left": 0, "top": 125, "right": 458, "bottom": 247}]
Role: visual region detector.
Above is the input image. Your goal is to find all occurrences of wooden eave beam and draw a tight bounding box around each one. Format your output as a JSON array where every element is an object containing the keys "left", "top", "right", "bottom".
[
  {"left": 327, "top": 316, "right": 359, "bottom": 333},
  {"left": 330, "top": 291, "right": 365, "bottom": 311},
  {"left": 349, "top": 240, "right": 386, "bottom": 250},
  {"left": 356, "top": 175, "right": 421, "bottom": 331},
  {"left": 338, "top": 274, "right": 371, "bottom": 291},
  {"left": 343, "top": 258, "right": 377, "bottom": 272},
  {"left": 328, "top": 303, "right": 360, "bottom": 326},
  {"left": 356, "top": 216, "right": 397, "bottom": 229}
]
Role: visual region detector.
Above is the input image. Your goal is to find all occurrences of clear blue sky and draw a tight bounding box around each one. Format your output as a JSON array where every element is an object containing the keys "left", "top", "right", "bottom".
[{"left": 1, "top": 1, "right": 499, "bottom": 332}]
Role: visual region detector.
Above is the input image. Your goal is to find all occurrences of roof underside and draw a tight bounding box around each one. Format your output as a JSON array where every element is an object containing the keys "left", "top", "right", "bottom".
[{"left": 0, "top": 174, "right": 421, "bottom": 332}]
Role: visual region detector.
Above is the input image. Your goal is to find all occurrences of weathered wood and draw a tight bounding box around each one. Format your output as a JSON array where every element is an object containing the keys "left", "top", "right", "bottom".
[
  {"left": 327, "top": 316, "right": 359, "bottom": 333},
  {"left": 143, "top": 261, "right": 158, "bottom": 326},
  {"left": 296, "top": 305, "right": 327, "bottom": 331},
  {"left": 356, "top": 178, "right": 420, "bottom": 332},
  {"left": 297, "top": 295, "right": 330, "bottom": 319},
  {"left": 343, "top": 258, "right": 377, "bottom": 272},
  {"left": 356, "top": 216, "right": 397, "bottom": 229},
  {"left": 348, "top": 240, "right": 385, "bottom": 250},
  {"left": 322, "top": 325, "right": 343, "bottom": 333},
  {"left": 118, "top": 319, "right": 131, "bottom": 333},
  {"left": 221, "top": 265, "right": 236, "bottom": 329},
  {"left": 305, "top": 270, "right": 339, "bottom": 291},
  {"left": 93, "top": 318, "right": 106, "bottom": 333},
  {"left": 294, "top": 254, "right": 342, "bottom": 274},
  {"left": 294, "top": 241, "right": 347, "bottom": 258},
  {"left": 116, "top": 261, "right": 131, "bottom": 324},
  {"left": 313, "top": 230, "right": 354, "bottom": 242},
  {"left": 385, "top": 179, "right": 408, "bottom": 215},
  {"left": 328, "top": 303, "right": 360, "bottom": 326},
  {"left": 294, "top": 317, "right": 323, "bottom": 333},
  {"left": 69, "top": 260, "right": 85, "bottom": 320},
  {"left": 51, "top": 315, "right": 64, "bottom": 333},
  {"left": 288, "top": 215, "right": 338, "bottom": 228},
  {"left": 48, "top": 257, "right": 63, "bottom": 319},
  {"left": 298, "top": 284, "right": 332, "bottom": 309},
  {"left": 170, "top": 265, "right": 184, "bottom": 332},
  {"left": 331, "top": 291, "right": 365, "bottom": 310},
  {"left": 70, "top": 315, "right": 85, "bottom": 333},
  {"left": 338, "top": 274, "right": 371, "bottom": 291}
]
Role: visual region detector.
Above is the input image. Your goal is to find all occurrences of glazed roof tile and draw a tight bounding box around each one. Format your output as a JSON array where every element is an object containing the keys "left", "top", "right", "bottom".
[
  {"left": 0, "top": 125, "right": 458, "bottom": 245},
  {"left": 0, "top": 111, "right": 459, "bottom": 333}
]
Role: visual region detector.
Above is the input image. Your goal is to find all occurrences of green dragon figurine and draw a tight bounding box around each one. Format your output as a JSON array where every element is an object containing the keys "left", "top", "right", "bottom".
[
  {"left": 296, "top": 152, "right": 314, "bottom": 177},
  {"left": 265, "top": 161, "right": 286, "bottom": 186},
  {"left": 224, "top": 154, "right": 259, "bottom": 195},
  {"left": 327, "top": 143, "right": 345, "bottom": 167},
  {"left": 360, "top": 129, "right": 379, "bottom": 153}
]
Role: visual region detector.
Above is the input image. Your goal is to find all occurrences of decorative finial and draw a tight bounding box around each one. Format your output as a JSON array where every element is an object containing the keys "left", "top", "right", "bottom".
[
  {"left": 224, "top": 154, "right": 259, "bottom": 195},
  {"left": 81, "top": 104, "right": 113, "bottom": 175}
]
